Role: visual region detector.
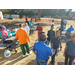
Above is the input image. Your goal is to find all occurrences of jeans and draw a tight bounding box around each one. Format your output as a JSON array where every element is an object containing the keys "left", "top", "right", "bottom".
[
  {"left": 45, "top": 40, "right": 50, "bottom": 45},
  {"left": 65, "top": 53, "right": 75, "bottom": 65},
  {"left": 51, "top": 49, "right": 57, "bottom": 64},
  {"left": 2, "top": 37, "right": 8, "bottom": 41},
  {"left": 36, "top": 56, "right": 48, "bottom": 65}
]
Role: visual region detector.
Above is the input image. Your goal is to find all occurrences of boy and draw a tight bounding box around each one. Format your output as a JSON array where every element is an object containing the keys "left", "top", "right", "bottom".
[{"left": 51, "top": 30, "right": 62, "bottom": 65}]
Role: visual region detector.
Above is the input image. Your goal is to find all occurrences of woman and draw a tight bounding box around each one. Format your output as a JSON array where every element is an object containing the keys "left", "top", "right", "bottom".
[
  {"left": 24, "top": 23, "right": 30, "bottom": 35},
  {"left": 29, "top": 20, "right": 34, "bottom": 34},
  {"left": 1, "top": 26, "right": 8, "bottom": 41}
]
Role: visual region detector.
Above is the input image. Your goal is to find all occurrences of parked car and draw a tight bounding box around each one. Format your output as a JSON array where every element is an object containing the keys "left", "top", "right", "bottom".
[{"left": 9, "top": 16, "right": 13, "bottom": 19}]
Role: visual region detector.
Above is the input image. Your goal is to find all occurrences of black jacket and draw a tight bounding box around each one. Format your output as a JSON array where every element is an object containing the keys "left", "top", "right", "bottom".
[
  {"left": 47, "top": 30, "right": 55, "bottom": 41},
  {"left": 25, "top": 21, "right": 29, "bottom": 26}
]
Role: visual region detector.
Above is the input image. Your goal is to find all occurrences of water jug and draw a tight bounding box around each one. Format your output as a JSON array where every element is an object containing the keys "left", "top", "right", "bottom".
[{"left": 4, "top": 50, "right": 11, "bottom": 58}]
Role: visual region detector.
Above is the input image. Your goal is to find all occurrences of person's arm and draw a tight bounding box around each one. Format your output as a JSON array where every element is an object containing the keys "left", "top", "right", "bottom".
[
  {"left": 59, "top": 40, "right": 62, "bottom": 51},
  {"left": 63, "top": 41, "right": 69, "bottom": 57},
  {"left": 3, "top": 34, "right": 8, "bottom": 37},
  {"left": 51, "top": 37, "right": 54, "bottom": 50},
  {"left": 33, "top": 43, "right": 37, "bottom": 55},
  {"left": 36, "top": 26, "right": 38, "bottom": 30},
  {"left": 48, "top": 47, "right": 53, "bottom": 56},
  {"left": 47, "top": 31, "right": 50, "bottom": 42},
  {"left": 54, "top": 31, "right": 55, "bottom": 36},
  {"left": 63, "top": 45, "right": 68, "bottom": 57},
  {"left": 15, "top": 31, "right": 18, "bottom": 39},
  {"left": 51, "top": 43, "right": 53, "bottom": 50}
]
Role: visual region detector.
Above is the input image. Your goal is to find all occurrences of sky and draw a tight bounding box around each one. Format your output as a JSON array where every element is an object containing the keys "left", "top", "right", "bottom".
[{"left": 72, "top": 9, "right": 75, "bottom": 11}]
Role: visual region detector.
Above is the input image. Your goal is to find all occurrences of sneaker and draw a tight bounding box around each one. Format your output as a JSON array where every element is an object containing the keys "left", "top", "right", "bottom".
[
  {"left": 27, "top": 51, "right": 32, "bottom": 55},
  {"left": 23, "top": 55, "right": 25, "bottom": 57}
]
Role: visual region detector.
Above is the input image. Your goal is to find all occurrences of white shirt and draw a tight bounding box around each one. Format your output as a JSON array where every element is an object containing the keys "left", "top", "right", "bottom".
[
  {"left": 24, "top": 26, "right": 30, "bottom": 35},
  {"left": 50, "top": 22, "right": 54, "bottom": 25},
  {"left": 63, "top": 19, "right": 67, "bottom": 24}
]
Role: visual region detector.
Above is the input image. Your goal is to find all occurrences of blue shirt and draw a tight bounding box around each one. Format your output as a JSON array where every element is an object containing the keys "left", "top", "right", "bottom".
[
  {"left": 67, "top": 27, "right": 74, "bottom": 33},
  {"left": 33, "top": 41, "right": 53, "bottom": 60},
  {"left": 51, "top": 36, "right": 61, "bottom": 49},
  {"left": 66, "top": 40, "right": 75, "bottom": 56}
]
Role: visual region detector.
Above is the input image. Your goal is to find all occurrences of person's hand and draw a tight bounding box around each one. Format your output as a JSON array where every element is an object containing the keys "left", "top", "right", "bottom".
[
  {"left": 51, "top": 48, "right": 53, "bottom": 51},
  {"left": 60, "top": 48, "right": 62, "bottom": 51},
  {"left": 63, "top": 53, "right": 65, "bottom": 57},
  {"left": 47, "top": 40, "right": 49, "bottom": 42}
]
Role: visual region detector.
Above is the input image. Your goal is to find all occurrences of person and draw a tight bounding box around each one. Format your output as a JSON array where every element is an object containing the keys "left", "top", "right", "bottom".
[
  {"left": 59, "top": 26, "right": 64, "bottom": 36},
  {"left": 63, "top": 34, "right": 75, "bottom": 65},
  {"left": 63, "top": 18, "right": 67, "bottom": 27},
  {"left": 1, "top": 26, "right": 8, "bottom": 41},
  {"left": 15, "top": 24, "right": 31, "bottom": 57},
  {"left": 25, "top": 18, "right": 29, "bottom": 26},
  {"left": 66, "top": 25, "right": 74, "bottom": 37},
  {"left": 33, "top": 33, "right": 53, "bottom": 65},
  {"left": 50, "top": 20, "right": 54, "bottom": 26},
  {"left": 46, "top": 25, "right": 55, "bottom": 45},
  {"left": 67, "top": 25, "right": 74, "bottom": 33},
  {"left": 24, "top": 23, "right": 30, "bottom": 35},
  {"left": 51, "top": 30, "right": 62, "bottom": 65},
  {"left": 29, "top": 20, "right": 34, "bottom": 34},
  {"left": 36, "top": 23, "right": 43, "bottom": 41},
  {"left": 61, "top": 18, "right": 65, "bottom": 29}
]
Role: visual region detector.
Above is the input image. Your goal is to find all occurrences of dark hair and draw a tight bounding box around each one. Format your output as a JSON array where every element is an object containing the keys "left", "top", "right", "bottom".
[
  {"left": 71, "top": 25, "right": 73, "bottom": 27},
  {"left": 51, "top": 24, "right": 54, "bottom": 27},
  {"left": 52, "top": 20, "right": 54, "bottom": 22},
  {"left": 26, "top": 18, "right": 27, "bottom": 20},
  {"left": 41, "top": 32, "right": 45, "bottom": 34},
  {"left": 56, "top": 30, "right": 60, "bottom": 33},
  {"left": 37, "top": 23, "right": 40, "bottom": 25},
  {"left": 39, "top": 37, "right": 46, "bottom": 41},
  {"left": 19, "top": 24, "right": 23, "bottom": 27}
]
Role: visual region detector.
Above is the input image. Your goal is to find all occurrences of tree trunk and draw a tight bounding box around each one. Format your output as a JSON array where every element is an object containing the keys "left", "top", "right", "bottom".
[
  {"left": 66, "top": 9, "right": 72, "bottom": 16},
  {"left": 38, "top": 9, "right": 43, "bottom": 19}
]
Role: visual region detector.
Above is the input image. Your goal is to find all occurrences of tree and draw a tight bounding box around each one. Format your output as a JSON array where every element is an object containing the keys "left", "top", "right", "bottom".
[
  {"left": 65, "top": 9, "right": 72, "bottom": 16},
  {"left": 38, "top": 9, "right": 43, "bottom": 19}
]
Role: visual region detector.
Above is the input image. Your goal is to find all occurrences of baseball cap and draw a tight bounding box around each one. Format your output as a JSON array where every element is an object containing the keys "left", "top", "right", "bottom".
[
  {"left": 40, "top": 33, "right": 48, "bottom": 40},
  {"left": 2, "top": 26, "right": 6, "bottom": 29},
  {"left": 19, "top": 24, "right": 23, "bottom": 27}
]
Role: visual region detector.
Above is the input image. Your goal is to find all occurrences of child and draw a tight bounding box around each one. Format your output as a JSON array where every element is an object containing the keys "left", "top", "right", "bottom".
[{"left": 50, "top": 20, "right": 54, "bottom": 26}]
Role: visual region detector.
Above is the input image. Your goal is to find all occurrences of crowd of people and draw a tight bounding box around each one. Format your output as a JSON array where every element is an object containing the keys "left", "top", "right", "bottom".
[{"left": 0, "top": 17, "right": 75, "bottom": 65}]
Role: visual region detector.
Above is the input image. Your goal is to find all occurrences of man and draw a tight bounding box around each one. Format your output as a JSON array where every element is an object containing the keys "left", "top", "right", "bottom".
[
  {"left": 33, "top": 33, "right": 53, "bottom": 65},
  {"left": 63, "top": 34, "right": 75, "bottom": 65},
  {"left": 46, "top": 25, "right": 55, "bottom": 45},
  {"left": 59, "top": 26, "right": 64, "bottom": 36},
  {"left": 25, "top": 18, "right": 29, "bottom": 26},
  {"left": 61, "top": 18, "right": 65, "bottom": 29},
  {"left": 51, "top": 30, "right": 62, "bottom": 65},
  {"left": 36, "top": 23, "right": 43, "bottom": 41},
  {"left": 63, "top": 18, "right": 67, "bottom": 27},
  {"left": 66, "top": 25, "right": 74, "bottom": 37},
  {"left": 15, "top": 24, "right": 31, "bottom": 57},
  {"left": 67, "top": 25, "right": 74, "bottom": 33}
]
